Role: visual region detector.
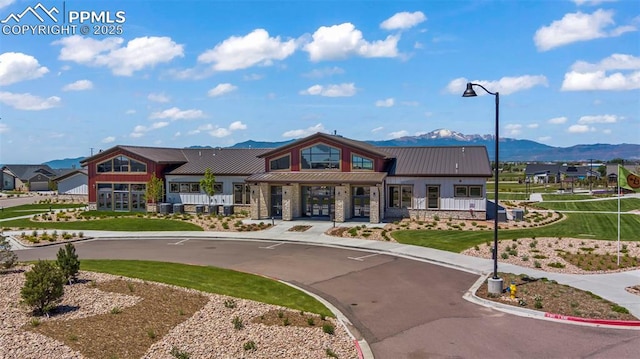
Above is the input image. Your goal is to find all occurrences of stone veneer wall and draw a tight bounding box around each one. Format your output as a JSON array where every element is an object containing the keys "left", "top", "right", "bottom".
[
  {"left": 88, "top": 203, "right": 97, "bottom": 210},
  {"left": 335, "top": 185, "right": 348, "bottom": 222},
  {"left": 250, "top": 184, "right": 270, "bottom": 220},
  {"left": 369, "top": 185, "right": 380, "bottom": 223},
  {"left": 408, "top": 209, "right": 485, "bottom": 221},
  {"left": 291, "top": 184, "right": 301, "bottom": 218},
  {"left": 282, "top": 185, "right": 293, "bottom": 221}
]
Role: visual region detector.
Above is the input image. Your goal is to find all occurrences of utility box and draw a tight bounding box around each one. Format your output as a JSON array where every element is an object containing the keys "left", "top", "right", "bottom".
[
  {"left": 195, "top": 205, "right": 204, "bottom": 214},
  {"left": 159, "top": 203, "right": 172, "bottom": 214},
  {"left": 223, "top": 205, "right": 234, "bottom": 216},
  {"left": 512, "top": 209, "right": 524, "bottom": 221},
  {"left": 173, "top": 203, "right": 184, "bottom": 214},
  {"left": 497, "top": 210, "right": 507, "bottom": 222}
]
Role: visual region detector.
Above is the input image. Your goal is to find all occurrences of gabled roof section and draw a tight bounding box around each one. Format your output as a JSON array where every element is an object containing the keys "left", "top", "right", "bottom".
[
  {"left": 1, "top": 164, "right": 55, "bottom": 180},
  {"left": 246, "top": 171, "right": 387, "bottom": 184},
  {"left": 53, "top": 169, "right": 88, "bottom": 182},
  {"left": 167, "top": 148, "right": 270, "bottom": 175},
  {"left": 381, "top": 146, "right": 492, "bottom": 177},
  {"left": 258, "top": 132, "right": 392, "bottom": 159},
  {"left": 80, "top": 145, "right": 187, "bottom": 166}
]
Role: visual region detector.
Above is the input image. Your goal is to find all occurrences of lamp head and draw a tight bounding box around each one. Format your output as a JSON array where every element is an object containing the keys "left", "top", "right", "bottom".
[{"left": 462, "top": 82, "right": 477, "bottom": 97}]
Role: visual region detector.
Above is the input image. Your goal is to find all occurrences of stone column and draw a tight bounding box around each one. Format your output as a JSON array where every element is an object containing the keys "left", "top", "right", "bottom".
[
  {"left": 282, "top": 185, "right": 293, "bottom": 221},
  {"left": 291, "top": 183, "right": 301, "bottom": 218},
  {"left": 334, "top": 185, "right": 348, "bottom": 222},
  {"left": 370, "top": 185, "right": 381, "bottom": 224}
]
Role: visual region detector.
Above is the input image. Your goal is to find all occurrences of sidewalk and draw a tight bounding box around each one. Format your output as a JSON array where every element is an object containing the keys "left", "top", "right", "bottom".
[{"left": 5, "top": 219, "right": 640, "bottom": 321}]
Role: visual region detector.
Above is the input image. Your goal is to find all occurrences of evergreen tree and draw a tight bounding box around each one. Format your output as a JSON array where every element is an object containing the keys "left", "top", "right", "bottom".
[
  {"left": 0, "top": 235, "right": 18, "bottom": 270},
  {"left": 56, "top": 243, "right": 80, "bottom": 284},
  {"left": 20, "top": 260, "right": 65, "bottom": 316}
]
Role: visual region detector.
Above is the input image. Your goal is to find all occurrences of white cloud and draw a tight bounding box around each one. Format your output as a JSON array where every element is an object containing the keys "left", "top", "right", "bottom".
[
  {"left": 534, "top": 9, "right": 636, "bottom": 51},
  {"left": 573, "top": 0, "right": 617, "bottom": 6},
  {"left": 371, "top": 126, "right": 384, "bottom": 133},
  {"left": 0, "top": 0, "right": 15, "bottom": 9},
  {"left": 282, "top": 123, "right": 326, "bottom": 138},
  {"left": 401, "top": 101, "right": 419, "bottom": 106},
  {"left": 561, "top": 70, "right": 640, "bottom": 90},
  {"left": 198, "top": 29, "right": 296, "bottom": 71},
  {"left": 414, "top": 41, "right": 424, "bottom": 49},
  {"left": 375, "top": 98, "right": 395, "bottom": 107},
  {"left": 243, "top": 73, "right": 264, "bottom": 81},
  {"left": 561, "top": 55, "right": 640, "bottom": 90},
  {"left": 229, "top": 121, "right": 247, "bottom": 130},
  {"left": 0, "top": 122, "right": 9, "bottom": 133},
  {"left": 54, "top": 35, "right": 184, "bottom": 76},
  {"left": 505, "top": 124, "right": 523, "bottom": 136},
  {"left": 125, "top": 109, "right": 136, "bottom": 115},
  {"left": 102, "top": 136, "right": 116, "bottom": 144},
  {"left": 130, "top": 121, "right": 169, "bottom": 138},
  {"left": 602, "top": 129, "right": 612, "bottom": 134},
  {"left": 148, "top": 93, "right": 170, "bottom": 103},
  {"left": 149, "top": 107, "right": 205, "bottom": 121},
  {"left": 446, "top": 75, "right": 548, "bottom": 95},
  {"left": 389, "top": 130, "right": 409, "bottom": 138},
  {"left": 538, "top": 136, "right": 552, "bottom": 142},
  {"left": 302, "top": 66, "right": 345, "bottom": 78},
  {"left": 62, "top": 79, "right": 93, "bottom": 91},
  {"left": 208, "top": 83, "right": 238, "bottom": 97},
  {"left": 304, "top": 23, "right": 399, "bottom": 61},
  {"left": 0, "top": 52, "right": 49, "bottom": 86},
  {"left": 527, "top": 123, "right": 539, "bottom": 129},
  {"left": 299, "top": 83, "right": 357, "bottom": 97},
  {"left": 578, "top": 114, "right": 619, "bottom": 124},
  {"left": 380, "top": 11, "right": 427, "bottom": 30},
  {"left": 567, "top": 124, "right": 593, "bottom": 133},
  {"left": 548, "top": 116, "right": 568, "bottom": 124},
  {"left": 209, "top": 128, "right": 231, "bottom": 138},
  {"left": 0, "top": 91, "right": 60, "bottom": 110}
]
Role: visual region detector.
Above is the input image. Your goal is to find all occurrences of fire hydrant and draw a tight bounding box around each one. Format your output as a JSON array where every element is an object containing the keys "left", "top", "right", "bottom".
[{"left": 510, "top": 282, "right": 517, "bottom": 299}]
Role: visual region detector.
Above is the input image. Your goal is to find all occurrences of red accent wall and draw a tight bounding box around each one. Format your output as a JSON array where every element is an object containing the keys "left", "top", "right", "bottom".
[
  {"left": 264, "top": 138, "right": 386, "bottom": 173},
  {"left": 86, "top": 150, "right": 165, "bottom": 203}
]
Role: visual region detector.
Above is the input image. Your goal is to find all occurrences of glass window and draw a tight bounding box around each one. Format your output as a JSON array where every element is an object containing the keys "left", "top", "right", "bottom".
[
  {"left": 180, "top": 183, "right": 190, "bottom": 192},
  {"left": 352, "top": 155, "right": 373, "bottom": 170},
  {"left": 97, "top": 159, "right": 112, "bottom": 173},
  {"left": 388, "top": 185, "right": 413, "bottom": 208},
  {"left": 469, "top": 186, "right": 482, "bottom": 197},
  {"left": 169, "top": 183, "right": 179, "bottom": 193},
  {"left": 455, "top": 186, "right": 468, "bottom": 197},
  {"left": 190, "top": 183, "right": 200, "bottom": 193},
  {"left": 130, "top": 158, "right": 146, "bottom": 172},
  {"left": 131, "top": 184, "right": 146, "bottom": 192},
  {"left": 214, "top": 183, "right": 223, "bottom": 193},
  {"left": 113, "top": 156, "right": 129, "bottom": 172},
  {"left": 269, "top": 155, "right": 290, "bottom": 171},
  {"left": 301, "top": 144, "right": 341, "bottom": 170},
  {"left": 402, "top": 186, "right": 413, "bottom": 208},
  {"left": 114, "top": 183, "right": 129, "bottom": 191}
]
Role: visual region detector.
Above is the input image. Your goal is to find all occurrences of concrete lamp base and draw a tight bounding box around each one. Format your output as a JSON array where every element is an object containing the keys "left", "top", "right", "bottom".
[{"left": 488, "top": 277, "right": 504, "bottom": 295}]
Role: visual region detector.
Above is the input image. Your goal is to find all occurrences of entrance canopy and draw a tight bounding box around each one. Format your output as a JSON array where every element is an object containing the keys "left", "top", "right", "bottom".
[{"left": 246, "top": 171, "right": 387, "bottom": 184}]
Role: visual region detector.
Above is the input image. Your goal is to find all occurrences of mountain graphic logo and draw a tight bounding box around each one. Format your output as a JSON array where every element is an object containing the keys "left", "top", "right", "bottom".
[{"left": 1, "top": 3, "right": 59, "bottom": 24}]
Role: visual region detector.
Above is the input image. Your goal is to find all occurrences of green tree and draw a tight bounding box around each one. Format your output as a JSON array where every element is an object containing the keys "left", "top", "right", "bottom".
[
  {"left": 0, "top": 235, "right": 18, "bottom": 270},
  {"left": 145, "top": 172, "right": 164, "bottom": 212},
  {"left": 199, "top": 168, "right": 216, "bottom": 214},
  {"left": 56, "top": 243, "right": 80, "bottom": 284},
  {"left": 21, "top": 260, "right": 65, "bottom": 316}
]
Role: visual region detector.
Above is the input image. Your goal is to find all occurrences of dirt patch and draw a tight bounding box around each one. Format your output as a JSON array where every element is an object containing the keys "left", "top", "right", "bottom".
[
  {"left": 476, "top": 273, "right": 639, "bottom": 321},
  {"left": 252, "top": 309, "right": 332, "bottom": 328}
]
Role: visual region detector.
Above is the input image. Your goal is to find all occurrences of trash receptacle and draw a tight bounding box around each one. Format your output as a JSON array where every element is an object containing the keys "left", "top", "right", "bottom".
[
  {"left": 159, "top": 203, "right": 172, "bottom": 214},
  {"left": 223, "top": 205, "right": 234, "bottom": 216},
  {"left": 195, "top": 205, "right": 204, "bottom": 214},
  {"left": 173, "top": 203, "right": 184, "bottom": 214}
]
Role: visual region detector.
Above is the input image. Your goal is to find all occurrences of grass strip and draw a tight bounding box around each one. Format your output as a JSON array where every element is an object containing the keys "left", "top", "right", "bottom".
[
  {"left": 1, "top": 217, "right": 203, "bottom": 231},
  {"left": 535, "top": 198, "right": 640, "bottom": 212},
  {"left": 80, "top": 260, "right": 332, "bottom": 317},
  {"left": 392, "top": 212, "right": 640, "bottom": 252},
  {"left": 0, "top": 203, "right": 86, "bottom": 220}
]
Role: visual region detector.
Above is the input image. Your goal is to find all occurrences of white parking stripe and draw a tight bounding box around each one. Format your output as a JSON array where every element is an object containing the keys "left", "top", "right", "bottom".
[
  {"left": 168, "top": 239, "right": 190, "bottom": 245},
  {"left": 348, "top": 253, "right": 380, "bottom": 261},
  {"left": 259, "top": 242, "right": 285, "bottom": 250}
]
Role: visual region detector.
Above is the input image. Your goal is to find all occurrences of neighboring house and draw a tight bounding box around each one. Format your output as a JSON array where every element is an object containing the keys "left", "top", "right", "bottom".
[
  {"left": 82, "top": 133, "right": 493, "bottom": 223},
  {"left": 524, "top": 164, "right": 600, "bottom": 184},
  {"left": 606, "top": 164, "right": 640, "bottom": 186},
  {"left": 0, "top": 164, "right": 56, "bottom": 191},
  {"left": 54, "top": 169, "right": 88, "bottom": 195}
]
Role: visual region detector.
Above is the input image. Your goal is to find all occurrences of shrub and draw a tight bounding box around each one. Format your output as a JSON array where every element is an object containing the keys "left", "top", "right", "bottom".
[
  {"left": 232, "top": 316, "right": 244, "bottom": 330},
  {"left": 20, "top": 260, "right": 65, "bottom": 316},
  {"left": 322, "top": 323, "right": 335, "bottom": 335},
  {"left": 170, "top": 346, "right": 191, "bottom": 359},
  {"left": 534, "top": 261, "right": 542, "bottom": 268},
  {"left": 224, "top": 299, "right": 236, "bottom": 308},
  {"left": 325, "top": 348, "right": 338, "bottom": 358},
  {"left": 307, "top": 317, "right": 315, "bottom": 326},
  {"left": 56, "top": 243, "right": 80, "bottom": 284},
  {"left": 243, "top": 341, "right": 257, "bottom": 352},
  {"left": 0, "top": 235, "right": 18, "bottom": 270}
]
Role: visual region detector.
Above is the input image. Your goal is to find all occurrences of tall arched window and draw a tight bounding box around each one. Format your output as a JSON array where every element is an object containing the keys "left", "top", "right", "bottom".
[{"left": 301, "top": 144, "right": 341, "bottom": 170}]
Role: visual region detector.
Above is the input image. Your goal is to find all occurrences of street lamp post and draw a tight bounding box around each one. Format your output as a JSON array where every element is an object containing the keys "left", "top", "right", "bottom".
[{"left": 462, "top": 82, "right": 503, "bottom": 294}]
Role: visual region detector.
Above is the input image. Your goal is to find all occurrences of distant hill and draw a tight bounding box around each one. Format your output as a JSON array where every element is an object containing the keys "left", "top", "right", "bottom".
[
  {"left": 227, "top": 129, "right": 640, "bottom": 162},
  {"left": 43, "top": 157, "right": 84, "bottom": 169}
]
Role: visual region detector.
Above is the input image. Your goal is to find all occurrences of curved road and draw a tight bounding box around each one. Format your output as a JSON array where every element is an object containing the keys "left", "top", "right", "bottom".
[{"left": 17, "top": 237, "right": 640, "bottom": 358}]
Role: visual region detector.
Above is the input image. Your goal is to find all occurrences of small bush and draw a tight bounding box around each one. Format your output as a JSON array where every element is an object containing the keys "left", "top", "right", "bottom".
[
  {"left": 325, "top": 348, "right": 338, "bottom": 358},
  {"left": 224, "top": 299, "right": 236, "bottom": 308},
  {"left": 170, "top": 346, "right": 191, "bottom": 359},
  {"left": 233, "top": 316, "right": 244, "bottom": 330},
  {"left": 0, "top": 236, "right": 18, "bottom": 270},
  {"left": 243, "top": 341, "right": 257, "bottom": 352},
  {"left": 307, "top": 317, "right": 315, "bottom": 326},
  {"left": 56, "top": 243, "right": 80, "bottom": 284},
  {"left": 322, "top": 323, "right": 335, "bottom": 335},
  {"left": 20, "top": 260, "right": 65, "bottom": 316},
  {"left": 110, "top": 307, "right": 122, "bottom": 314}
]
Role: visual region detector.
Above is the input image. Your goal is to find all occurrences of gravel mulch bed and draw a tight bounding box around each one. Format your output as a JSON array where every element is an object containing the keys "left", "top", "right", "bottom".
[{"left": 1, "top": 267, "right": 358, "bottom": 359}]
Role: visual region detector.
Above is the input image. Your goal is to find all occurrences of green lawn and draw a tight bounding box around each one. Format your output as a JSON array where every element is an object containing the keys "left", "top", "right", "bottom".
[
  {"left": 541, "top": 194, "right": 601, "bottom": 201},
  {"left": 487, "top": 193, "right": 530, "bottom": 201},
  {"left": 0, "top": 217, "right": 203, "bottom": 231},
  {"left": 535, "top": 198, "right": 640, "bottom": 212},
  {"left": 0, "top": 203, "right": 86, "bottom": 220},
  {"left": 392, "top": 212, "right": 640, "bottom": 252},
  {"left": 80, "top": 260, "right": 332, "bottom": 316}
]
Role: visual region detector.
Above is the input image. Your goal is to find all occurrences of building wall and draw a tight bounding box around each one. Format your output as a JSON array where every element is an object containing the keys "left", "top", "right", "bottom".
[
  {"left": 165, "top": 175, "right": 248, "bottom": 206},
  {"left": 57, "top": 173, "right": 88, "bottom": 195},
  {"left": 385, "top": 176, "right": 487, "bottom": 212},
  {"left": 1, "top": 171, "right": 15, "bottom": 190}
]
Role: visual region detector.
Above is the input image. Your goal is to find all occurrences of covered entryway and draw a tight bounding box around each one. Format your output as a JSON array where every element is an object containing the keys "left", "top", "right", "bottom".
[
  {"left": 352, "top": 186, "right": 370, "bottom": 218},
  {"left": 302, "top": 186, "right": 335, "bottom": 218}
]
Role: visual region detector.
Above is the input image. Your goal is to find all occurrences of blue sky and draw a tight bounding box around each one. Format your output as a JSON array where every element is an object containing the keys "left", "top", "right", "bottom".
[{"left": 1, "top": 0, "right": 638, "bottom": 164}]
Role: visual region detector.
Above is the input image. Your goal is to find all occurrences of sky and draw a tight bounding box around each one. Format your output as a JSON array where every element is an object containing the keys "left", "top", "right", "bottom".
[{"left": 0, "top": 0, "right": 639, "bottom": 164}]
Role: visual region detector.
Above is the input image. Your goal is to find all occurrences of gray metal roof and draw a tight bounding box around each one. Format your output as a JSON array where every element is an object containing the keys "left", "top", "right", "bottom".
[
  {"left": 168, "top": 148, "right": 270, "bottom": 175},
  {"left": 1, "top": 164, "right": 55, "bottom": 180},
  {"left": 246, "top": 171, "right": 387, "bottom": 184},
  {"left": 81, "top": 145, "right": 187, "bottom": 165},
  {"left": 380, "top": 146, "right": 492, "bottom": 177},
  {"left": 259, "top": 132, "right": 392, "bottom": 159}
]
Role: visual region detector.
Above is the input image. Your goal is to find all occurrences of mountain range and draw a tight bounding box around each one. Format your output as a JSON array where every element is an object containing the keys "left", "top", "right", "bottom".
[{"left": 38, "top": 129, "right": 639, "bottom": 168}]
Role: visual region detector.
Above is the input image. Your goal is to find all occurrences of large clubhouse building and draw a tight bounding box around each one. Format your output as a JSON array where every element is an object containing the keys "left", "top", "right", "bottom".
[{"left": 81, "top": 133, "right": 492, "bottom": 223}]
